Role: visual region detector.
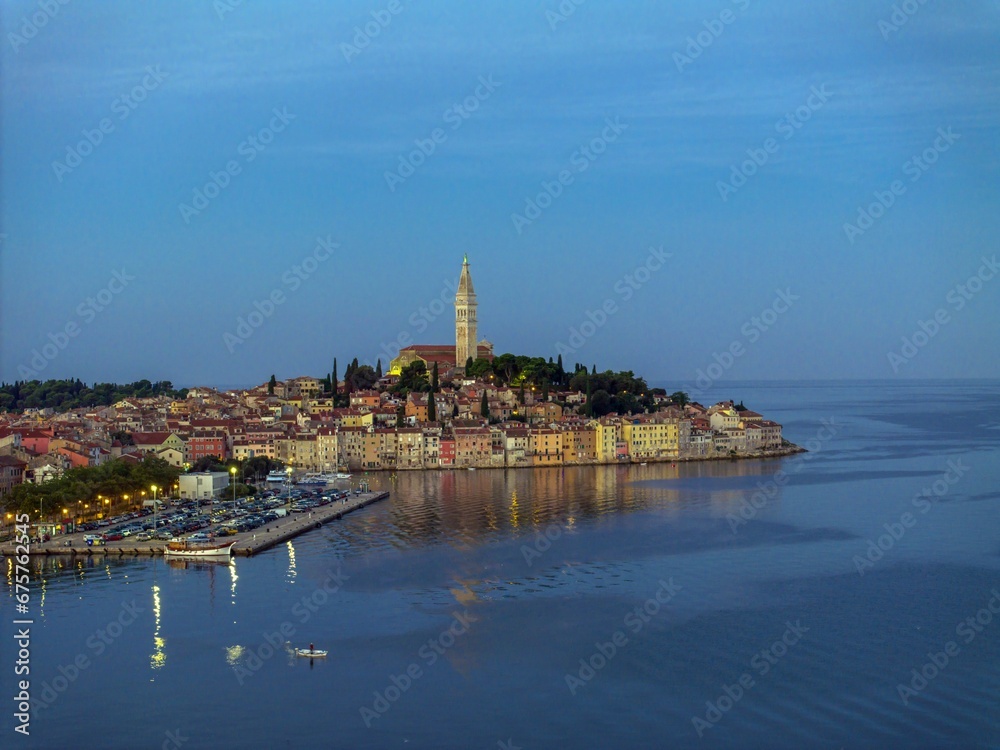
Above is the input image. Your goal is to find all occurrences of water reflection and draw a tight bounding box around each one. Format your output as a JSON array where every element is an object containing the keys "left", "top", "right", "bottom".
[
  {"left": 286, "top": 541, "right": 296, "bottom": 583},
  {"left": 150, "top": 582, "right": 165, "bottom": 670},
  {"left": 340, "top": 461, "right": 795, "bottom": 555}
]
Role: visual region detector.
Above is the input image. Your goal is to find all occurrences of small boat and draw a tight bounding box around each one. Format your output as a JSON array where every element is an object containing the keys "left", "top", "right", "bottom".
[
  {"left": 164, "top": 539, "right": 236, "bottom": 559},
  {"left": 335, "top": 473, "right": 351, "bottom": 479},
  {"left": 295, "top": 648, "right": 328, "bottom": 658},
  {"left": 266, "top": 470, "right": 289, "bottom": 483},
  {"left": 467, "top": 467, "right": 476, "bottom": 471}
]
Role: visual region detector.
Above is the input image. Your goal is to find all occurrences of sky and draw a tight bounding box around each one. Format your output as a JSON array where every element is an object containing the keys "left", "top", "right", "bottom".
[{"left": 1, "top": 0, "right": 998, "bottom": 390}]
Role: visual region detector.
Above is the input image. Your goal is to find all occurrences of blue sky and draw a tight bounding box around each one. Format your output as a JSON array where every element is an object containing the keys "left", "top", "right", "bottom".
[{"left": 2, "top": 0, "right": 998, "bottom": 389}]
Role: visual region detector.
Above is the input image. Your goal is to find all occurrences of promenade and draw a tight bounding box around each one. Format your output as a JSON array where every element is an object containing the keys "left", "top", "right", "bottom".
[{"left": 0, "top": 490, "right": 389, "bottom": 559}]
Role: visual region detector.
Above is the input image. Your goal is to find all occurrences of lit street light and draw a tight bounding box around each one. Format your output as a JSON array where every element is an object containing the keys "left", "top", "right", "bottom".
[
  {"left": 230, "top": 466, "right": 237, "bottom": 514},
  {"left": 151, "top": 484, "right": 158, "bottom": 537}
]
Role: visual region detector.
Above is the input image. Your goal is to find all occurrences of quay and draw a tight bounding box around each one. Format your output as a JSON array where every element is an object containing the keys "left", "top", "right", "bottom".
[{"left": 0, "top": 490, "right": 390, "bottom": 559}]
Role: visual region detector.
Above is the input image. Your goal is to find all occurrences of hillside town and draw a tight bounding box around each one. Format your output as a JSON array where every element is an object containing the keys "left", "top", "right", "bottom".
[
  {"left": 0, "top": 258, "right": 791, "bottom": 503},
  {"left": 0, "top": 373, "right": 788, "bottom": 499}
]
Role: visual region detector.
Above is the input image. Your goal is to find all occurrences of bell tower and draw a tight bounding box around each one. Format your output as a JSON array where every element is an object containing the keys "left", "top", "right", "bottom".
[{"left": 455, "top": 255, "right": 477, "bottom": 369}]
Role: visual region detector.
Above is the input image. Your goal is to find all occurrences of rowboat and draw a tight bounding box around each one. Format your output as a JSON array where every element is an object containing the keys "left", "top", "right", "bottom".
[
  {"left": 295, "top": 648, "right": 328, "bottom": 657},
  {"left": 163, "top": 539, "right": 236, "bottom": 559}
]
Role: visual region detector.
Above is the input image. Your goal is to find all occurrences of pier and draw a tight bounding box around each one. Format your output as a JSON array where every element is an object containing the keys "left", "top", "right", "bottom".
[{"left": 0, "top": 490, "right": 390, "bottom": 559}]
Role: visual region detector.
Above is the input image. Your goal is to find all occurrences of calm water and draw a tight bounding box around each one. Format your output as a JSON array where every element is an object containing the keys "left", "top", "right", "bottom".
[{"left": 3, "top": 381, "right": 1000, "bottom": 749}]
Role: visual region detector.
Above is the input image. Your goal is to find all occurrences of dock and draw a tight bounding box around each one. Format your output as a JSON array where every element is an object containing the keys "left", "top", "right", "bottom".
[{"left": 0, "top": 490, "right": 390, "bottom": 559}]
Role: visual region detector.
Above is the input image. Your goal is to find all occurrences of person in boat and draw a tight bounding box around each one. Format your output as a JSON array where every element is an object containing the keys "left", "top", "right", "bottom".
[{"left": 309, "top": 642, "right": 314, "bottom": 654}]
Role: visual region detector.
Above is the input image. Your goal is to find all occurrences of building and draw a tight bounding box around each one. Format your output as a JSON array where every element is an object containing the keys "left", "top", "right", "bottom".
[
  {"left": 389, "top": 257, "right": 494, "bottom": 375},
  {"left": 0, "top": 455, "right": 27, "bottom": 498},
  {"left": 178, "top": 471, "right": 232, "bottom": 500},
  {"left": 455, "top": 255, "right": 477, "bottom": 368}
]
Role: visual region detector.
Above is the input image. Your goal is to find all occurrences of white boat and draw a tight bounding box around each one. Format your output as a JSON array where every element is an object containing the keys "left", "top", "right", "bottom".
[
  {"left": 266, "top": 470, "right": 289, "bottom": 483},
  {"left": 467, "top": 467, "right": 476, "bottom": 471},
  {"left": 295, "top": 648, "right": 328, "bottom": 658},
  {"left": 163, "top": 539, "right": 236, "bottom": 559},
  {"left": 335, "top": 473, "right": 351, "bottom": 479}
]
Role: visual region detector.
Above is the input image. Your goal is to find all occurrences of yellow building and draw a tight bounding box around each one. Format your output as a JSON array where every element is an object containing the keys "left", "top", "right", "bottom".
[{"left": 622, "top": 417, "right": 680, "bottom": 460}]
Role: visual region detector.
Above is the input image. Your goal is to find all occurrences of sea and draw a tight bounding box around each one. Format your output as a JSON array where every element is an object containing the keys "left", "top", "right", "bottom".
[{"left": 3, "top": 380, "right": 999, "bottom": 750}]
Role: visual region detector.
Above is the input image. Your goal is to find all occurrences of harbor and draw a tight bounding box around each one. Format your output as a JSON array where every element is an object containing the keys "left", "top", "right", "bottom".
[{"left": 0, "top": 490, "right": 389, "bottom": 559}]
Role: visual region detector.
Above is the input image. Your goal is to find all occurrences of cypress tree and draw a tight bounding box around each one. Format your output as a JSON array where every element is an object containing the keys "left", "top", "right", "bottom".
[
  {"left": 375, "top": 359, "right": 383, "bottom": 379},
  {"left": 332, "top": 359, "right": 338, "bottom": 398},
  {"left": 432, "top": 362, "right": 439, "bottom": 393},
  {"left": 428, "top": 393, "right": 437, "bottom": 422},
  {"left": 480, "top": 391, "right": 489, "bottom": 419},
  {"left": 268, "top": 374, "right": 276, "bottom": 395}
]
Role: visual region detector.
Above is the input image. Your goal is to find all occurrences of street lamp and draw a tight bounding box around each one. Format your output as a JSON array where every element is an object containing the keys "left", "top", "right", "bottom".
[
  {"left": 151, "top": 484, "right": 158, "bottom": 536},
  {"left": 286, "top": 464, "right": 293, "bottom": 510},
  {"left": 229, "top": 466, "right": 237, "bottom": 513}
]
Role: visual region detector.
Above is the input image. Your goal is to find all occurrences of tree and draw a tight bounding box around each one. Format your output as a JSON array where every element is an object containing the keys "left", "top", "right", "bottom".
[
  {"left": 350, "top": 365, "right": 378, "bottom": 391},
  {"left": 332, "top": 359, "right": 338, "bottom": 398},
  {"left": 192, "top": 455, "right": 225, "bottom": 473},
  {"left": 590, "top": 389, "right": 612, "bottom": 416},
  {"left": 480, "top": 391, "right": 490, "bottom": 419},
  {"left": 375, "top": 359, "right": 383, "bottom": 379},
  {"left": 541, "top": 381, "right": 549, "bottom": 402},
  {"left": 466, "top": 358, "right": 494, "bottom": 379},
  {"left": 394, "top": 361, "right": 430, "bottom": 394},
  {"left": 591, "top": 364, "right": 597, "bottom": 375},
  {"left": 556, "top": 354, "right": 564, "bottom": 385},
  {"left": 518, "top": 383, "right": 525, "bottom": 405},
  {"left": 268, "top": 375, "right": 276, "bottom": 396},
  {"left": 465, "top": 357, "right": 474, "bottom": 372},
  {"left": 427, "top": 393, "right": 437, "bottom": 422},
  {"left": 431, "top": 362, "right": 439, "bottom": 393},
  {"left": 670, "top": 391, "right": 690, "bottom": 408},
  {"left": 396, "top": 403, "right": 406, "bottom": 425}
]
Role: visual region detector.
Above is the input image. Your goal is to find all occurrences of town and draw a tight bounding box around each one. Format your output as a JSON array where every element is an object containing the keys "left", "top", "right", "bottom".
[{"left": 0, "top": 258, "right": 793, "bottom": 512}]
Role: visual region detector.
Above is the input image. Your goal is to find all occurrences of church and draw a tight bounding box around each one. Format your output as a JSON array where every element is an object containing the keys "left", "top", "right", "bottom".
[{"left": 389, "top": 256, "right": 494, "bottom": 376}]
